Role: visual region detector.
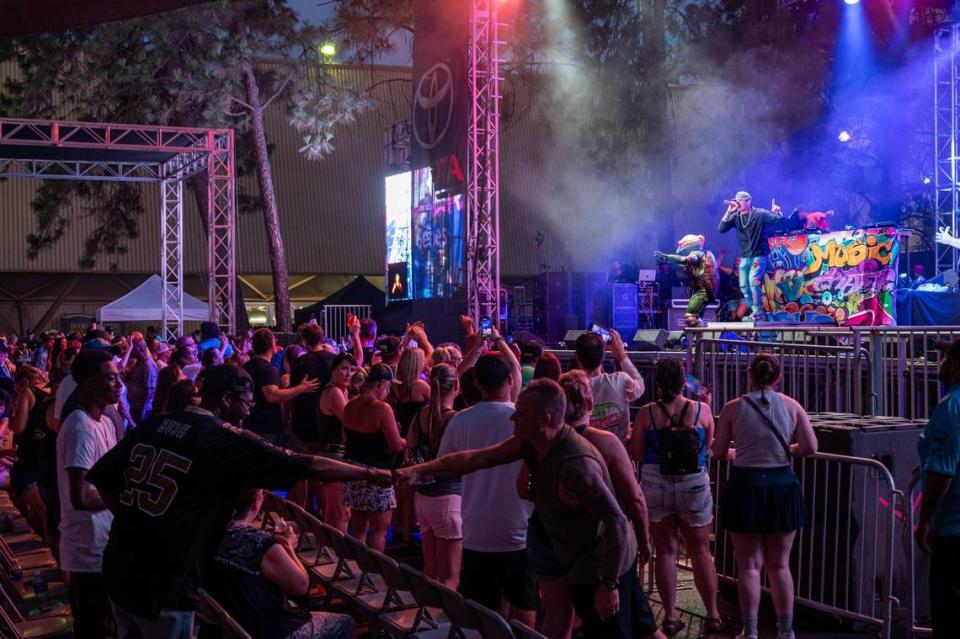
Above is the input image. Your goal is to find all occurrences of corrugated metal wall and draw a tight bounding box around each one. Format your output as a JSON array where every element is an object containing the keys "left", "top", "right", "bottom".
[{"left": 1, "top": 59, "right": 737, "bottom": 280}]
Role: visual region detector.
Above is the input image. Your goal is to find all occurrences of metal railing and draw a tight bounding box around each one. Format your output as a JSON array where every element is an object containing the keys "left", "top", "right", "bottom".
[
  {"left": 320, "top": 304, "right": 372, "bottom": 347},
  {"left": 709, "top": 453, "right": 902, "bottom": 639},
  {"left": 906, "top": 474, "right": 933, "bottom": 637},
  {"left": 683, "top": 325, "right": 960, "bottom": 420}
]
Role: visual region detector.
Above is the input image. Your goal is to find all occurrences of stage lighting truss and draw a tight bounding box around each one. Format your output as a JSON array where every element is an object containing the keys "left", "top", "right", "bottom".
[
  {"left": 935, "top": 24, "right": 960, "bottom": 274},
  {"left": 0, "top": 118, "right": 236, "bottom": 338},
  {"left": 467, "top": 0, "right": 503, "bottom": 326}
]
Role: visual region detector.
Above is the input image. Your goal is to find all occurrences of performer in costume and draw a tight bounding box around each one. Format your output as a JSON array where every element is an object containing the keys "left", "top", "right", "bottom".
[
  {"left": 654, "top": 234, "right": 718, "bottom": 327},
  {"left": 718, "top": 191, "right": 782, "bottom": 320}
]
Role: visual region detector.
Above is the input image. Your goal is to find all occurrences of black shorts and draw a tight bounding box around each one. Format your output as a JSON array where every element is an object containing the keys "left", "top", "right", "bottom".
[
  {"left": 461, "top": 548, "right": 538, "bottom": 612},
  {"left": 568, "top": 560, "right": 658, "bottom": 639},
  {"left": 931, "top": 535, "right": 960, "bottom": 639}
]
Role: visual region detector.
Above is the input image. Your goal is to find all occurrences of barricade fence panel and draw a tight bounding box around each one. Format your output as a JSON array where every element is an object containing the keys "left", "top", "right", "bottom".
[
  {"left": 685, "top": 326, "right": 960, "bottom": 420},
  {"left": 320, "top": 304, "right": 372, "bottom": 349},
  {"left": 709, "top": 453, "right": 901, "bottom": 639}
]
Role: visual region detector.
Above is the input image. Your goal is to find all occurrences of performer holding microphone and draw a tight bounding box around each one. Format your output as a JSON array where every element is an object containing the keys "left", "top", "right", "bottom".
[{"left": 718, "top": 191, "right": 782, "bottom": 321}]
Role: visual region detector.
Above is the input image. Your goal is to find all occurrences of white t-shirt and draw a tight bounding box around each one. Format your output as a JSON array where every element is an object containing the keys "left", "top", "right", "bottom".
[
  {"left": 438, "top": 401, "right": 533, "bottom": 553},
  {"left": 589, "top": 371, "right": 643, "bottom": 442},
  {"left": 57, "top": 409, "right": 117, "bottom": 573},
  {"left": 54, "top": 374, "right": 77, "bottom": 422}
]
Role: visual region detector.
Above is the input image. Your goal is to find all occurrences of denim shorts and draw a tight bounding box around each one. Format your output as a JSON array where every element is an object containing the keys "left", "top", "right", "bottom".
[{"left": 640, "top": 465, "right": 713, "bottom": 527}]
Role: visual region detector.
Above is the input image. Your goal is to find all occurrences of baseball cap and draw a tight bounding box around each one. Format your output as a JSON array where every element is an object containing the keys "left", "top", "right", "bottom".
[
  {"left": 734, "top": 191, "right": 752, "bottom": 201},
  {"left": 200, "top": 364, "right": 254, "bottom": 401},
  {"left": 367, "top": 363, "right": 400, "bottom": 384},
  {"left": 82, "top": 338, "right": 122, "bottom": 357},
  {"left": 376, "top": 336, "right": 401, "bottom": 358}
]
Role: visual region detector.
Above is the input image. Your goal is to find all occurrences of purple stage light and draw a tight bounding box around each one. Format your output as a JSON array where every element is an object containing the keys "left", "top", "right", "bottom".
[{"left": 838, "top": 130, "right": 852, "bottom": 142}]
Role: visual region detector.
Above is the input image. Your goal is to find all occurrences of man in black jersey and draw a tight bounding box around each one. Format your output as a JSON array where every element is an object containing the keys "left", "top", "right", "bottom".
[{"left": 87, "top": 364, "right": 390, "bottom": 638}]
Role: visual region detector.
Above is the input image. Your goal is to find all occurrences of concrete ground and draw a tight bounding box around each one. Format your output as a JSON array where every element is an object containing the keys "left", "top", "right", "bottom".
[{"left": 374, "top": 535, "right": 884, "bottom": 639}]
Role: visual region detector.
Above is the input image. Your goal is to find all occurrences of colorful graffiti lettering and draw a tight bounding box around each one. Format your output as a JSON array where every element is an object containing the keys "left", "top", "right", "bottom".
[{"left": 764, "top": 227, "right": 900, "bottom": 326}]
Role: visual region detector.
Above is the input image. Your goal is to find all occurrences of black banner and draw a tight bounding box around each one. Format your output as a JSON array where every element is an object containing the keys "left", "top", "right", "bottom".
[{"left": 411, "top": 0, "right": 469, "bottom": 194}]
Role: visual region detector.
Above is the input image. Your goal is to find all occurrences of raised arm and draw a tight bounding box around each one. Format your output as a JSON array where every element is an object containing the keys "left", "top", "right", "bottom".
[
  {"left": 491, "top": 328, "right": 522, "bottom": 402},
  {"left": 350, "top": 321, "right": 363, "bottom": 365},
  {"left": 609, "top": 330, "right": 643, "bottom": 400},
  {"left": 718, "top": 203, "right": 738, "bottom": 233},
  {"left": 458, "top": 333, "right": 483, "bottom": 376}
]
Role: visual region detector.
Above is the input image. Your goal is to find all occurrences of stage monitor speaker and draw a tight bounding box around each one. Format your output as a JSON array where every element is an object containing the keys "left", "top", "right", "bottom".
[
  {"left": 562, "top": 329, "right": 586, "bottom": 344},
  {"left": 632, "top": 329, "right": 667, "bottom": 351},
  {"left": 665, "top": 331, "right": 685, "bottom": 349},
  {"left": 611, "top": 283, "right": 639, "bottom": 336}
]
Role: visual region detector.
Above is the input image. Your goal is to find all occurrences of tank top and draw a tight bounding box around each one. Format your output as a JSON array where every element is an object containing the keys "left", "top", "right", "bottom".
[
  {"left": 344, "top": 428, "right": 396, "bottom": 469},
  {"left": 733, "top": 390, "right": 795, "bottom": 468},
  {"left": 643, "top": 401, "right": 708, "bottom": 469},
  {"left": 411, "top": 408, "right": 461, "bottom": 498},
  {"left": 391, "top": 387, "right": 427, "bottom": 439},
  {"left": 317, "top": 409, "right": 344, "bottom": 449},
  {"left": 531, "top": 425, "right": 637, "bottom": 584}
]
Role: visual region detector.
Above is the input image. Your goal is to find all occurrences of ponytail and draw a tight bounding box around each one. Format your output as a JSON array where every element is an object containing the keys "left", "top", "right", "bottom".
[
  {"left": 424, "top": 363, "right": 457, "bottom": 446},
  {"left": 654, "top": 359, "right": 686, "bottom": 403},
  {"left": 749, "top": 353, "right": 782, "bottom": 406}
]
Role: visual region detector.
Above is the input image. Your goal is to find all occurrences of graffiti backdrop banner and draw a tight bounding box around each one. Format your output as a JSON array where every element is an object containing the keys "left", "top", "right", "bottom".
[{"left": 764, "top": 226, "right": 900, "bottom": 326}]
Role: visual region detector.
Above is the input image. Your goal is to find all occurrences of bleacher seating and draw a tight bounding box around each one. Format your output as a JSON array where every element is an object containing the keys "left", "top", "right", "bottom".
[
  {"left": 0, "top": 491, "right": 72, "bottom": 638},
  {"left": 223, "top": 491, "right": 548, "bottom": 639}
]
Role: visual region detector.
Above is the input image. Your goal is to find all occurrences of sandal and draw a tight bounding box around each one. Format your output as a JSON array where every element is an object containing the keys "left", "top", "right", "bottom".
[
  {"left": 701, "top": 617, "right": 723, "bottom": 636},
  {"left": 662, "top": 619, "right": 685, "bottom": 637}
]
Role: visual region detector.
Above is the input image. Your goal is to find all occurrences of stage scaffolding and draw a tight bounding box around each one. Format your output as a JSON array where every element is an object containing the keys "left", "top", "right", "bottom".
[
  {"left": 935, "top": 24, "right": 960, "bottom": 274},
  {"left": 466, "top": 0, "right": 503, "bottom": 324},
  {"left": 0, "top": 118, "right": 236, "bottom": 339}
]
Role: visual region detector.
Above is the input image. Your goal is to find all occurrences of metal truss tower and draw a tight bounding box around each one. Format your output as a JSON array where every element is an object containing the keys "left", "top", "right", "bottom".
[
  {"left": 935, "top": 24, "right": 960, "bottom": 274},
  {"left": 0, "top": 118, "right": 236, "bottom": 338},
  {"left": 466, "top": 0, "right": 503, "bottom": 324}
]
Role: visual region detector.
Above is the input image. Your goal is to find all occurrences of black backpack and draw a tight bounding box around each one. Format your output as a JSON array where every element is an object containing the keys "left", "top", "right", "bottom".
[{"left": 653, "top": 401, "right": 703, "bottom": 475}]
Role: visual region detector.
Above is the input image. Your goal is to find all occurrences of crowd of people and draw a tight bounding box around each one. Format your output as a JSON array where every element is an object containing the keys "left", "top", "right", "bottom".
[{"left": 0, "top": 315, "right": 826, "bottom": 639}]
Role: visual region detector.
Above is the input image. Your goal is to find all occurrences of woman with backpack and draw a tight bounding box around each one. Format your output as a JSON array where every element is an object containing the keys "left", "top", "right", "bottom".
[
  {"left": 407, "top": 363, "right": 461, "bottom": 588},
  {"left": 713, "top": 353, "right": 818, "bottom": 639},
  {"left": 630, "top": 359, "right": 721, "bottom": 637}
]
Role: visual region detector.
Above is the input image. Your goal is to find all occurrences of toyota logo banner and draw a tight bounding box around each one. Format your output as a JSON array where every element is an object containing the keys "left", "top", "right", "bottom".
[{"left": 411, "top": 0, "right": 468, "bottom": 193}]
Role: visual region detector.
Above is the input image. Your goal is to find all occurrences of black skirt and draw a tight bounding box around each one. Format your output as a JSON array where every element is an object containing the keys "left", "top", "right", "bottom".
[{"left": 720, "top": 466, "right": 805, "bottom": 534}]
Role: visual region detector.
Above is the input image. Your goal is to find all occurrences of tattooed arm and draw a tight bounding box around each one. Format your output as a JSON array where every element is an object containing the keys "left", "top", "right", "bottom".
[{"left": 558, "top": 457, "right": 631, "bottom": 582}]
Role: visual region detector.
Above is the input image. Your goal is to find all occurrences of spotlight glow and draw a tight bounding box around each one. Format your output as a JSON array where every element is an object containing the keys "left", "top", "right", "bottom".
[
  {"left": 319, "top": 42, "right": 337, "bottom": 57},
  {"left": 923, "top": 176, "right": 933, "bottom": 185},
  {"left": 838, "top": 130, "right": 852, "bottom": 143},
  {"left": 843, "top": 0, "right": 860, "bottom": 5}
]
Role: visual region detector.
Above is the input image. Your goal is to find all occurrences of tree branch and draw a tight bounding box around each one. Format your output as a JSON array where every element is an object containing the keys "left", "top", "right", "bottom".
[
  {"left": 229, "top": 95, "right": 256, "bottom": 113},
  {"left": 260, "top": 67, "right": 297, "bottom": 111}
]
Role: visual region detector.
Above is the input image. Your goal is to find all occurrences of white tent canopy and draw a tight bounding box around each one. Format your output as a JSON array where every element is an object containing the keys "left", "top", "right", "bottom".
[{"left": 97, "top": 275, "right": 209, "bottom": 322}]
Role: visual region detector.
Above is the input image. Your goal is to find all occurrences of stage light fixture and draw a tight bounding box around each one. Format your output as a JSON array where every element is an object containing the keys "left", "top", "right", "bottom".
[
  {"left": 838, "top": 130, "right": 852, "bottom": 142},
  {"left": 319, "top": 42, "right": 337, "bottom": 58},
  {"left": 923, "top": 175, "right": 933, "bottom": 185},
  {"left": 843, "top": 0, "right": 860, "bottom": 5}
]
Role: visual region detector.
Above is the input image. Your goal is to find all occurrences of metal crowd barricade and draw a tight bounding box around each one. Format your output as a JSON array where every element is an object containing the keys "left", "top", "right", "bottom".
[
  {"left": 906, "top": 474, "right": 933, "bottom": 637},
  {"left": 867, "top": 326, "right": 960, "bottom": 421},
  {"left": 710, "top": 453, "right": 902, "bottom": 639},
  {"left": 320, "top": 304, "right": 372, "bottom": 346},
  {"left": 686, "top": 327, "right": 867, "bottom": 415}
]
